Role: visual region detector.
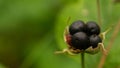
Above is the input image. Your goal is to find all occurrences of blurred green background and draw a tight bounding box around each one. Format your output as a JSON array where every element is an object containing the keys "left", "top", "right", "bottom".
[{"left": 0, "top": 0, "right": 120, "bottom": 68}]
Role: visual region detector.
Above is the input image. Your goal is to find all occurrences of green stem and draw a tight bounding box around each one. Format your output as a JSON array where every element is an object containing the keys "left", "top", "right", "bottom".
[{"left": 81, "top": 53, "right": 85, "bottom": 68}]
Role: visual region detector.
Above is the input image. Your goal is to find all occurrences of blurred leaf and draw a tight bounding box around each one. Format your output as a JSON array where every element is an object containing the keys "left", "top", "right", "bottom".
[
  {"left": 20, "top": 33, "right": 80, "bottom": 68},
  {"left": 0, "top": 0, "right": 68, "bottom": 68}
]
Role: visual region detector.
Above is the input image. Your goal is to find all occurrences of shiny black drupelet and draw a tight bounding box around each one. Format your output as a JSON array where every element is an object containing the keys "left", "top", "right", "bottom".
[
  {"left": 89, "top": 35, "right": 102, "bottom": 48},
  {"left": 68, "top": 20, "right": 101, "bottom": 50},
  {"left": 69, "top": 20, "right": 86, "bottom": 35},
  {"left": 86, "top": 21, "right": 100, "bottom": 36},
  {"left": 71, "top": 32, "right": 90, "bottom": 50}
]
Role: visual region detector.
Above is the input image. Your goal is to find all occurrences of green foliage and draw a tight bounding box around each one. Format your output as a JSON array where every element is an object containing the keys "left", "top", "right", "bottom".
[{"left": 0, "top": 0, "right": 120, "bottom": 68}]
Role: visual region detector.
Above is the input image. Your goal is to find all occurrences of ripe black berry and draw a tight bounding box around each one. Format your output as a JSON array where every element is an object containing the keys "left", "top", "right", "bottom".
[
  {"left": 71, "top": 32, "right": 90, "bottom": 50},
  {"left": 89, "top": 35, "right": 102, "bottom": 48},
  {"left": 69, "top": 20, "right": 86, "bottom": 35},
  {"left": 86, "top": 21, "right": 100, "bottom": 35}
]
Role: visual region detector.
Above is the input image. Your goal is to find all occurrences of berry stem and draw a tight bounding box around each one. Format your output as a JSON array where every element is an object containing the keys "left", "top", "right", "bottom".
[
  {"left": 81, "top": 52, "right": 85, "bottom": 68},
  {"left": 97, "top": 0, "right": 102, "bottom": 27}
]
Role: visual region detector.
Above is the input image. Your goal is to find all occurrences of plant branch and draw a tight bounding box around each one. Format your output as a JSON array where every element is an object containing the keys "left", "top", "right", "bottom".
[{"left": 98, "top": 20, "right": 120, "bottom": 68}]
